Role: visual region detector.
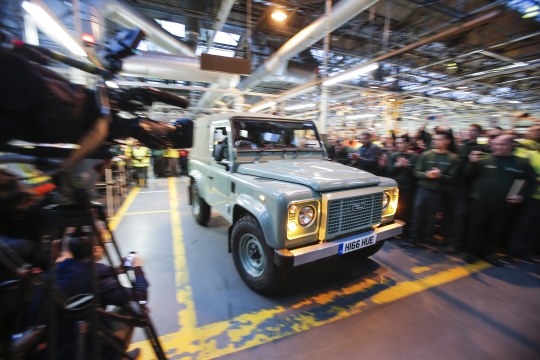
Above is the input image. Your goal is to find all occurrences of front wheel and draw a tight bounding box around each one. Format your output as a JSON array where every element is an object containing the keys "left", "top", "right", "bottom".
[
  {"left": 191, "top": 182, "right": 211, "bottom": 226},
  {"left": 231, "top": 216, "right": 285, "bottom": 295}
]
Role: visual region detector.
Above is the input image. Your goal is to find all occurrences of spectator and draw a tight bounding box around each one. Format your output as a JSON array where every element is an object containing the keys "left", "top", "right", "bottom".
[
  {"left": 465, "top": 134, "right": 536, "bottom": 265},
  {"left": 152, "top": 149, "right": 166, "bottom": 178},
  {"left": 510, "top": 125, "right": 540, "bottom": 259},
  {"left": 179, "top": 149, "right": 189, "bottom": 176},
  {"left": 164, "top": 147, "right": 179, "bottom": 176},
  {"left": 351, "top": 132, "right": 381, "bottom": 174},
  {"left": 408, "top": 131, "right": 460, "bottom": 249},
  {"left": 131, "top": 142, "right": 150, "bottom": 187},
  {"left": 448, "top": 124, "right": 488, "bottom": 253},
  {"left": 35, "top": 228, "right": 148, "bottom": 359},
  {"left": 333, "top": 138, "right": 351, "bottom": 165},
  {"left": 416, "top": 125, "right": 432, "bottom": 150},
  {"left": 387, "top": 135, "right": 417, "bottom": 237}
]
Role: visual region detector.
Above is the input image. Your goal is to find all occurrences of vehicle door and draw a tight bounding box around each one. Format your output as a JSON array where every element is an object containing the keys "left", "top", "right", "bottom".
[{"left": 207, "top": 120, "right": 233, "bottom": 220}]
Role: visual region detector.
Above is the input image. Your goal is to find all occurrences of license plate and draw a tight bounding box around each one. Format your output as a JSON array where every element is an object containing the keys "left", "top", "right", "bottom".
[{"left": 338, "top": 233, "right": 377, "bottom": 255}]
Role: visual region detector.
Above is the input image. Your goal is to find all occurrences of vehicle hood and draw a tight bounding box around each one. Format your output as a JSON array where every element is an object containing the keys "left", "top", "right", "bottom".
[{"left": 237, "top": 160, "right": 380, "bottom": 191}]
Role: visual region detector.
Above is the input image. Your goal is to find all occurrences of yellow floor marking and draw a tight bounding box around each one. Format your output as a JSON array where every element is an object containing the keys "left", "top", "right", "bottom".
[
  {"left": 167, "top": 177, "right": 197, "bottom": 330},
  {"left": 124, "top": 210, "right": 171, "bottom": 215},
  {"left": 372, "top": 262, "right": 491, "bottom": 304},
  {"left": 131, "top": 258, "right": 491, "bottom": 359},
  {"left": 411, "top": 266, "right": 431, "bottom": 274},
  {"left": 108, "top": 187, "right": 140, "bottom": 231}
]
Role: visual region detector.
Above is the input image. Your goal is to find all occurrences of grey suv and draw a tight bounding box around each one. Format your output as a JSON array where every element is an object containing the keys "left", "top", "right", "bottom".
[{"left": 188, "top": 113, "right": 403, "bottom": 294}]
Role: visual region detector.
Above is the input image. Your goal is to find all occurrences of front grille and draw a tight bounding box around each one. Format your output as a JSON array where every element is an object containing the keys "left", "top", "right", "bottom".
[{"left": 326, "top": 193, "right": 382, "bottom": 239}]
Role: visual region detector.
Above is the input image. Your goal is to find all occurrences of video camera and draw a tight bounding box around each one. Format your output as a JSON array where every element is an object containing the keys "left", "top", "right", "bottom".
[{"left": 0, "top": 28, "right": 193, "bottom": 153}]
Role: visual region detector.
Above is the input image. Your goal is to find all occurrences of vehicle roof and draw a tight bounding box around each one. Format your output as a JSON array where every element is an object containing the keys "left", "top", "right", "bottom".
[{"left": 195, "top": 112, "right": 311, "bottom": 126}]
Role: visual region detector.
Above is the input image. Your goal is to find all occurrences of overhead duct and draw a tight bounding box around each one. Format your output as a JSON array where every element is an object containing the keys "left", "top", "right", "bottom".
[
  {"left": 248, "top": 9, "right": 503, "bottom": 111},
  {"left": 207, "top": 0, "right": 235, "bottom": 50},
  {"left": 237, "top": 0, "right": 381, "bottom": 91},
  {"left": 89, "top": 0, "right": 195, "bottom": 57},
  {"left": 267, "top": 60, "right": 318, "bottom": 85},
  {"left": 121, "top": 52, "right": 240, "bottom": 88},
  {"left": 195, "top": 0, "right": 380, "bottom": 113}
]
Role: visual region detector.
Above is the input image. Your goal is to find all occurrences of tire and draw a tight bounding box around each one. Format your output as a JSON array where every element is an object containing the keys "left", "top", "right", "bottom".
[
  {"left": 231, "top": 216, "right": 285, "bottom": 295},
  {"left": 347, "top": 240, "right": 385, "bottom": 258},
  {"left": 191, "top": 182, "right": 211, "bottom": 226}
]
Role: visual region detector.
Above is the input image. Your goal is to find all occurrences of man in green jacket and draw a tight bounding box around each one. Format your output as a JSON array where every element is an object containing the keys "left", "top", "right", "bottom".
[
  {"left": 465, "top": 134, "right": 536, "bottom": 265},
  {"left": 408, "top": 131, "right": 460, "bottom": 248},
  {"left": 387, "top": 135, "right": 417, "bottom": 237}
]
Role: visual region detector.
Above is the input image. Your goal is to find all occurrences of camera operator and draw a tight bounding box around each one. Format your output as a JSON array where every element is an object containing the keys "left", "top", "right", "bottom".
[{"left": 31, "top": 228, "right": 148, "bottom": 359}]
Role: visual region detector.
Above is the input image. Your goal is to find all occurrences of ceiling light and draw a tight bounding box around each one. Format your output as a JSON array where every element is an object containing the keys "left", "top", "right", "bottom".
[
  {"left": 522, "top": 5, "right": 539, "bottom": 18},
  {"left": 323, "top": 63, "right": 379, "bottom": 87},
  {"left": 507, "top": 100, "right": 522, "bottom": 104},
  {"left": 22, "top": 0, "right": 86, "bottom": 57},
  {"left": 463, "top": 100, "right": 474, "bottom": 105},
  {"left": 456, "top": 86, "right": 469, "bottom": 90},
  {"left": 387, "top": 98, "right": 396, "bottom": 102},
  {"left": 271, "top": 10, "right": 288, "bottom": 22},
  {"left": 284, "top": 103, "right": 316, "bottom": 111},
  {"left": 248, "top": 101, "right": 276, "bottom": 113},
  {"left": 346, "top": 114, "right": 377, "bottom": 120}
]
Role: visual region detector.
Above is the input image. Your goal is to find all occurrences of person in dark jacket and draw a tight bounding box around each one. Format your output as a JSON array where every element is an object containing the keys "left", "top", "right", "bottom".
[
  {"left": 351, "top": 132, "right": 381, "bottom": 174},
  {"left": 36, "top": 228, "right": 148, "bottom": 359},
  {"left": 408, "top": 131, "right": 460, "bottom": 248},
  {"left": 465, "top": 134, "right": 536, "bottom": 265},
  {"left": 448, "top": 124, "right": 489, "bottom": 253},
  {"left": 387, "top": 135, "right": 417, "bottom": 237}
]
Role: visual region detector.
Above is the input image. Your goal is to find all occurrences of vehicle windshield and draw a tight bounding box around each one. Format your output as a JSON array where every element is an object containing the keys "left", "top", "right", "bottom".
[{"left": 231, "top": 118, "right": 324, "bottom": 151}]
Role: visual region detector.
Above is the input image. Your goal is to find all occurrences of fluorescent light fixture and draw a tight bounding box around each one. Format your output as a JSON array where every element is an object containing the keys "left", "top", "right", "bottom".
[
  {"left": 522, "top": 5, "right": 539, "bottom": 18},
  {"left": 249, "top": 101, "right": 276, "bottom": 113},
  {"left": 346, "top": 114, "right": 377, "bottom": 120},
  {"left": 284, "top": 103, "right": 316, "bottom": 111},
  {"left": 463, "top": 100, "right": 474, "bottom": 105},
  {"left": 155, "top": 19, "right": 185, "bottom": 37},
  {"left": 105, "top": 81, "right": 119, "bottom": 88},
  {"left": 271, "top": 10, "right": 288, "bottom": 22},
  {"left": 22, "top": 0, "right": 86, "bottom": 57},
  {"left": 456, "top": 86, "right": 469, "bottom": 90},
  {"left": 387, "top": 98, "right": 396, "bottom": 102},
  {"left": 214, "top": 31, "right": 240, "bottom": 46},
  {"left": 323, "top": 63, "right": 379, "bottom": 86},
  {"left": 507, "top": 100, "right": 522, "bottom": 104}
]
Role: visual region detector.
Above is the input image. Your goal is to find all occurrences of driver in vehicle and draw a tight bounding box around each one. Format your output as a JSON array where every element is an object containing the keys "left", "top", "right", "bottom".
[{"left": 233, "top": 122, "right": 257, "bottom": 149}]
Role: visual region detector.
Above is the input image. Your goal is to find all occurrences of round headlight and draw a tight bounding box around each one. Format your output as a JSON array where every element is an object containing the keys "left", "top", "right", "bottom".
[
  {"left": 382, "top": 193, "right": 390, "bottom": 210},
  {"left": 298, "top": 206, "right": 315, "bottom": 226}
]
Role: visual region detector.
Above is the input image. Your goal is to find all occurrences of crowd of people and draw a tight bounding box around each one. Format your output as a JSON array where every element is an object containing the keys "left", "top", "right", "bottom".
[
  {"left": 327, "top": 123, "right": 540, "bottom": 265},
  {"left": 112, "top": 139, "right": 190, "bottom": 187}
]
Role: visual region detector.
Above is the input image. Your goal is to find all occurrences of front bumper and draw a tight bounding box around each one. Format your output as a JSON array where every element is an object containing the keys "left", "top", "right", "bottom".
[{"left": 274, "top": 220, "right": 403, "bottom": 268}]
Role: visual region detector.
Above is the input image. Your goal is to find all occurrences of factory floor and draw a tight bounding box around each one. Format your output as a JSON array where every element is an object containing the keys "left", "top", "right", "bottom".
[{"left": 109, "top": 177, "right": 540, "bottom": 360}]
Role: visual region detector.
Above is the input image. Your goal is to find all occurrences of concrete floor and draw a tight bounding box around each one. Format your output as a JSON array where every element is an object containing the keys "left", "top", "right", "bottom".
[{"left": 111, "top": 177, "right": 540, "bottom": 360}]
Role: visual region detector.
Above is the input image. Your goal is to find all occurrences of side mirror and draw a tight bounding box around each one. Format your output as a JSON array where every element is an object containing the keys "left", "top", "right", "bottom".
[{"left": 213, "top": 143, "right": 225, "bottom": 162}]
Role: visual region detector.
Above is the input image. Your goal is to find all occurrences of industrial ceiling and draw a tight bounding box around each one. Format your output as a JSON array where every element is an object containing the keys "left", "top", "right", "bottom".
[{"left": 1, "top": 0, "right": 539, "bottom": 132}]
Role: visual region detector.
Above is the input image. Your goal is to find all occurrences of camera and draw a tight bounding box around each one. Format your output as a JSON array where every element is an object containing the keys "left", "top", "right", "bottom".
[{"left": 0, "top": 28, "right": 193, "bottom": 151}]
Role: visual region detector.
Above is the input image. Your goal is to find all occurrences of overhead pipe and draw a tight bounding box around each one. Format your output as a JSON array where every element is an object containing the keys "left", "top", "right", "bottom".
[
  {"left": 195, "top": 0, "right": 380, "bottom": 114},
  {"left": 237, "top": 0, "right": 381, "bottom": 92},
  {"left": 248, "top": 9, "right": 503, "bottom": 111},
  {"left": 120, "top": 51, "right": 240, "bottom": 87},
  {"left": 89, "top": 0, "right": 195, "bottom": 57},
  {"left": 206, "top": 0, "right": 235, "bottom": 50}
]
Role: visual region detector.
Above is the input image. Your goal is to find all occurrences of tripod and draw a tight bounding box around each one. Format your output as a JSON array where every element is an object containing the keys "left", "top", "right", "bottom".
[{"left": 0, "top": 202, "right": 167, "bottom": 360}]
